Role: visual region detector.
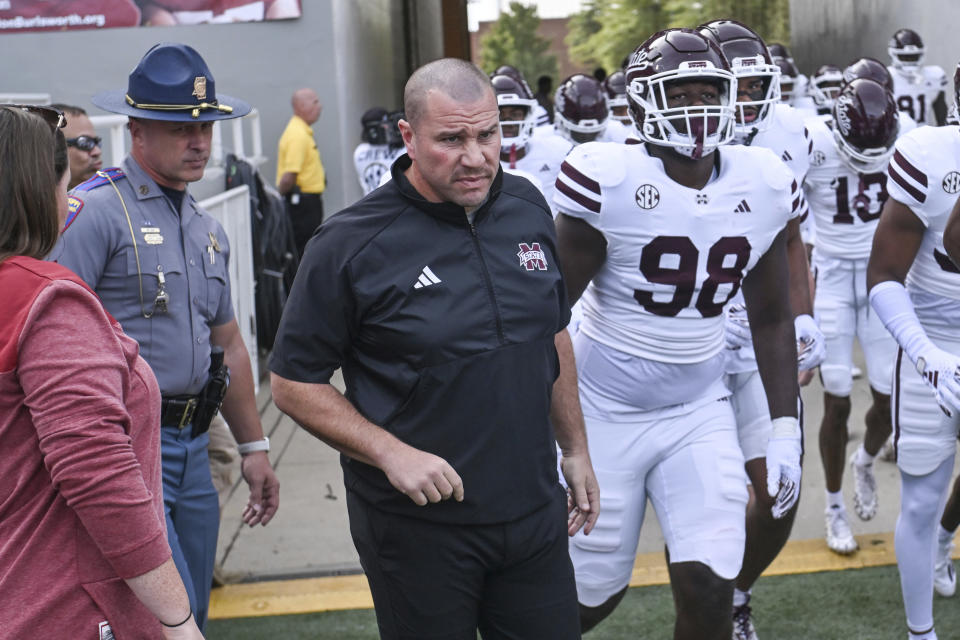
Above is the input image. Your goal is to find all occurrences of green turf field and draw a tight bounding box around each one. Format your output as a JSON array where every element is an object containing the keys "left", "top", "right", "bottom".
[{"left": 205, "top": 565, "right": 959, "bottom": 639}]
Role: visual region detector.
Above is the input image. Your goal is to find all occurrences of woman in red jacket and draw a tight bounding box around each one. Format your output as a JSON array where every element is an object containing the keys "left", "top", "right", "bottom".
[{"left": 0, "top": 105, "right": 203, "bottom": 638}]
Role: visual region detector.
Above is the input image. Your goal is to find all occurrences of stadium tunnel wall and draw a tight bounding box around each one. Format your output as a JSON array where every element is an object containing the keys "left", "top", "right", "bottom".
[
  {"left": 0, "top": 0, "right": 466, "bottom": 212},
  {"left": 789, "top": 0, "right": 959, "bottom": 86}
]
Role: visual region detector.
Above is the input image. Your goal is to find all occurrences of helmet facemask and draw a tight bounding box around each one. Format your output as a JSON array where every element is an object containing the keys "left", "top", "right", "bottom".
[
  {"left": 627, "top": 63, "right": 737, "bottom": 160},
  {"left": 729, "top": 56, "right": 781, "bottom": 142},
  {"left": 496, "top": 94, "right": 538, "bottom": 153},
  {"left": 811, "top": 68, "right": 844, "bottom": 110},
  {"left": 889, "top": 43, "right": 925, "bottom": 76},
  {"left": 833, "top": 127, "right": 896, "bottom": 174}
]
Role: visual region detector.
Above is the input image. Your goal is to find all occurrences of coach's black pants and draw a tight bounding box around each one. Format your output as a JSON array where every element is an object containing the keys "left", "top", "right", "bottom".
[{"left": 347, "top": 487, "right": 581, "bottom": 640}]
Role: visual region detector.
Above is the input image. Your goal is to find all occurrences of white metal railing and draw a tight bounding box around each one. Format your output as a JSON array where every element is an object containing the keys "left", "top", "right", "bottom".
[
  {"left": 0, "top": 93, "right": 52, "bottom": 105},
  {"left": 89, "top": 108, "right": 267, "bottom": 170},
  {"left": 200, "top": 185, "right": 259, "bottom": 392}
]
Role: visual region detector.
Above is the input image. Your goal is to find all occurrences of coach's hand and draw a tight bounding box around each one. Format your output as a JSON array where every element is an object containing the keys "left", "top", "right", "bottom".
[
  {"left": 766, "top": 416, "right": 802, "bottom": 519},
  {"left": 561, "top": 450, "right": 600, "bottom": 536},
  {"left": 382, "top": 443, "right": 464, "bottom": 506}
]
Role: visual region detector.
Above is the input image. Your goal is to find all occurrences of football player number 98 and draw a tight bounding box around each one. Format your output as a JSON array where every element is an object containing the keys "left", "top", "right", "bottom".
[{"left": 634, "top": 235, "right": 752, "bottom": 318}]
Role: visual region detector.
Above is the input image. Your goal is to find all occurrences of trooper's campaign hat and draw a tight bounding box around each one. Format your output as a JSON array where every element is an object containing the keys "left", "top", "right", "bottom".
[{"left": 92, "top": 43, "right": 251, "bottom": 122}]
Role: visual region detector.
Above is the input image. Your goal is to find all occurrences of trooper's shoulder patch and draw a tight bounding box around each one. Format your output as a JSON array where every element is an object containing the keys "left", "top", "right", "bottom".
[
  {"left": 74, "top": 167, "right": 126, "bottom": 192},
  {"left": 63, "top": 196, "right": 84, "bottom": 232}
]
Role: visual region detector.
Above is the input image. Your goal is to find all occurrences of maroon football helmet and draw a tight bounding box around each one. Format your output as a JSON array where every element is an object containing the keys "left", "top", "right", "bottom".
[
  {"left": 491, "top": 74, "right": 538, "bottom": 151},
  {"left": 810, "top": 64, "right": 844, "bottom": 109},
  {"left": 831, "top": 78, "right": 900, "bottom": 173},
  {"left": 554, "top": 73, "right": 609, "bottom": 144},
  {"left": 767, "top": 42, "right": 792, "bottom": 61},
  {"left": 842, "top": 57, "right": 894, "bottom": 92},
  {"left": 888, "top": 28, "right": 925, "bottom": 74},
  {"left": 602, "top": 70, "right": 630, "bottom": 124},
  {"left": 773, "top": 56, "right": 800, "bottom": 102},
  {"left": 625, "top": 28, "right": 736, "bottom": 159},
  {"left": 697, "top": 19, "right": 780, "bottom": 139},
  {"left": 492, "top": 64, "right": 534, "bottom": 95}
]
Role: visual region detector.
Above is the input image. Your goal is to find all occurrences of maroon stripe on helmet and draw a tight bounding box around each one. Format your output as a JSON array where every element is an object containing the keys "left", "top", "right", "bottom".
[
  {"left": 892, "top": 150, "right": 928, "bottom": 186},
  {"left": 888, "top": 163, "right": 927, "bottom": 204},
  {"left": 560, "top": 160, "right": 601, "bottom": 195},
  {"left": 555, "top": 178, "right": 601, "bottom": 213}
]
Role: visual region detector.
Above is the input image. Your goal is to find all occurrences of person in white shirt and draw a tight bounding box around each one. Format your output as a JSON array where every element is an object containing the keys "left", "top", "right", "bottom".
[
  {"left": 353, "top": 107, "right": 405, "bottom": 196},
  {"left": 887, "top": 28, "right": 948, "bottom": 126}
]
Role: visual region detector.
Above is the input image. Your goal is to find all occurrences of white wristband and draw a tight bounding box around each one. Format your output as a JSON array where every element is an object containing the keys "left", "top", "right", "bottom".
[
  {"left": 771, "top": 416, "right": 800, "bottom": 438},
  {"left": 237, "top": 436, "right": 270, "bottom": 455}
]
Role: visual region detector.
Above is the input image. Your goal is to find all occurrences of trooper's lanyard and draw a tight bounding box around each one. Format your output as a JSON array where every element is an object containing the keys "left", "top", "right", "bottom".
[{"left": 99, "top": 170, "right": 169, "bottom": 318}]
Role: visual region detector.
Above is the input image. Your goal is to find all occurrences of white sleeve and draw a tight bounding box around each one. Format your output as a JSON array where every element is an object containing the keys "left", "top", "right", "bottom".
[
  {"left": 553, "top": 144, "right": 604, "bottom": 228},
  {"left": 886, "top": 130, "right": 933, "bottom": 224}
]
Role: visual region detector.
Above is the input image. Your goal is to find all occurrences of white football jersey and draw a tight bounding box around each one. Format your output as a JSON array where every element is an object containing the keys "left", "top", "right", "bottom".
[
  {"left": 888, "top": 64, "right": 948, "bottom": 125},
  {"left": 726, "top": 103, "right": 812, "bottom": 372},
  {"left": 503, "top": 131, "right": 572, "bottom": 215},
  {"left": 554, "top": 141, "right": 800, "bottom": 364},
  {"left": 600, "top": 119, "right": 631, "bottom": 143},
  {"left": 353, "top": 143, "right": 405, "bottom": 195},
  {"left": 803, "top": 117, "right": 890, "bottom": 259},
  {"left": 886, "top": 125, "right": 960, "bottom": 300}
]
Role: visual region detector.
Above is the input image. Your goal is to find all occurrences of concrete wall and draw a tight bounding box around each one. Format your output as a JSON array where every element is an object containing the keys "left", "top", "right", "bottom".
[
  {"left": 0, "top": 0, "right": 449, "bottom": 213},
  {"left": 789, "top": 0, "right": 959, "bottom": 87}
]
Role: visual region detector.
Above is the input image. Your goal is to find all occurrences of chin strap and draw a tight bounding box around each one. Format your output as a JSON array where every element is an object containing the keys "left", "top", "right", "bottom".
[{"left": 508, "top": 144, "right": 517, "bottom": 169}]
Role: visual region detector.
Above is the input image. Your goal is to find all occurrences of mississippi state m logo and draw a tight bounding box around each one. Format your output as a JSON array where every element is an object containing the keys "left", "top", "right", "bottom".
[{"left": 518, "top": 242, "right": 548, "bottom": 271}]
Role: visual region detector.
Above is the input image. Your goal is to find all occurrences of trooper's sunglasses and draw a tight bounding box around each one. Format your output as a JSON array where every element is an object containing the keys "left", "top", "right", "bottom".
[
  {"left": 0, "top": 104, "right": 67, "bottom": 131},
  {"left": 66, "top": 135, "right": 103, "bottom": 152}
]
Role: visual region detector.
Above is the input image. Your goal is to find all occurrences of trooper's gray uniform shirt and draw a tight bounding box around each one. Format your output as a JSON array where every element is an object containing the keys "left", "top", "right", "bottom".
[{"left": 55, "top": 155, "right": 234, "bottom": 396}]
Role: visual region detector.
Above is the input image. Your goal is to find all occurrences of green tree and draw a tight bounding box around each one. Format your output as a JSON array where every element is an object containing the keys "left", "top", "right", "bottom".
[
  {"left": 479, "top": 2, "right": 557, "bottom": 87},
  {"left": 566, "top": 0, "right": 671, "bottom": 74},
  {"left": 565, "top": 0, "right": 791, "bottom": 74}
]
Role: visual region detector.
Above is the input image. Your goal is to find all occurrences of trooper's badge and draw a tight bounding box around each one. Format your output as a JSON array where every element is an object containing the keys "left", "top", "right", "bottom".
[{"left": 193, "top": 76, "right": 207, "bottom": 100}]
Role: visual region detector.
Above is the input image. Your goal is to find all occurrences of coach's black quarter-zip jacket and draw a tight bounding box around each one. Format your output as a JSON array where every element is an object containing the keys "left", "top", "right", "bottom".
[{"left": 270, "top": 155, "right": 571, "bottom": 524}]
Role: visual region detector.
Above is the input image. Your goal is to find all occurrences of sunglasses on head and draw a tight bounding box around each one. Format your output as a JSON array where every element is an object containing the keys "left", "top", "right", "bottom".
[
  {"left": 66, "top": 135, "right": 102, "bottom": 152},
  {"left": 0, "top": 104, "right": 67, "bottom": 131}
]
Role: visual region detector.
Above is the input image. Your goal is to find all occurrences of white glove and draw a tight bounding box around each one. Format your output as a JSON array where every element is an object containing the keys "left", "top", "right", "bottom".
[
  {"left": 724, "top": 303, "right": 752, "bottom": 351},
  {"left": 794, "top": 314, "right": 826, "bottom": 372},
  {"left": 766, "top": 416, "right": 802, "bottom": 519},
  {"left": 915, "top": 346, "right": 960, "bottom": 417}
]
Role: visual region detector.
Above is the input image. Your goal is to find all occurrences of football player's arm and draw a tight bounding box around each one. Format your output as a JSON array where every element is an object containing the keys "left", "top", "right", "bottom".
[
  {"left": 271, "top": 376, "right": 464, "bottom": 506},
  {"left": 555, "top": 213, "right": 607, "bottom": 304},
  {"left": 743, "top": 228, "right": 802, "bottom": 517},
  {"left": 551, "top": 329, "right": 599, "bottom": 536},
  {"left": 786, "top": 217, "right": 824, "bottom": 380},
  {"left": 867, "top": 198, "right": 960, "bottom": 413},
  {"left": 742, "top": 228, "right": 799, "bottom": 420},
  {"left": 934, "top": 91, "right": 948, "bottom": 127},
  {"left": 943, "top": 195, "right": 960, "bottom": 268}
]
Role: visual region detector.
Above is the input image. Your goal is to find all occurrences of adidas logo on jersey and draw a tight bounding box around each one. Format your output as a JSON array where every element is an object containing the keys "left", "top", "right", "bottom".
[
  {"left": 413, "top": 265, "right": 442, "bottom": 289},
  {"left": 782, "top": 150, "right": 793, "bottom": 162},
  {"left": 734, "top": 200, "right": 751, "bottom": 213},
  {"left": 539, "top": 163, "right": 551, "bottom": 172}
]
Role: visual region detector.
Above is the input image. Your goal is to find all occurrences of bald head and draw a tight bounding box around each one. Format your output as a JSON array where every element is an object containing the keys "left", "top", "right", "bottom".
[
  {"left": 403, "top": 58, "right": 493, "bottom": 128},
  {"left": 292, "top": 88, "right": 322, "bottom": 124}
]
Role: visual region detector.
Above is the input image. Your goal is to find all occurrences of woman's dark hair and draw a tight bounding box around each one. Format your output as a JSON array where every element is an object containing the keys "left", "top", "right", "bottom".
[
  {"left": 0, "top": 107, "right": 60, "bottom": 261},
  {"left": 54, "top": 128, "right": 68, "bottom": 183}
]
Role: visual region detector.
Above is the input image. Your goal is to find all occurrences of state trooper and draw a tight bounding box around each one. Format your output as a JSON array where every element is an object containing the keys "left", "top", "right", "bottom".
[{"left": 54, "top": 43, "right": 280, "bottom": 630}]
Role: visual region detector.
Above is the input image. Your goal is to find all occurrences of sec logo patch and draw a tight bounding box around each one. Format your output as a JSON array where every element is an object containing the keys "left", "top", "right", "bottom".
[
  {"left": 635, "top": 184, "right": 660, "bottom": 209},
  {"left": 943, "top": 171, "right": 960, "bottom": 194}
]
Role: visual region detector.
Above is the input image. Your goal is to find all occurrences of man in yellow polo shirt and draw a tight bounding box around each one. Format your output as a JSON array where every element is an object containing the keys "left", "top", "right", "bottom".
[{"left": 277, "top": 87, "right": 326, "bottom": 257}]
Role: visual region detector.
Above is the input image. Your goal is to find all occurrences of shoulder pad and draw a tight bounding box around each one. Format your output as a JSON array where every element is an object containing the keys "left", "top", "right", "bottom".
[
  {"left": 72, "top": 168, "right": 126, "bottom": 192},
  {"left": 572, "top": 141, "right": 627, "bottom": 188},
  {"left": 774, "top": 104, "right": 805, "bottom": 134},
  {"left": 751, "top": 147, "right": 794, "bottom": 191}
]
